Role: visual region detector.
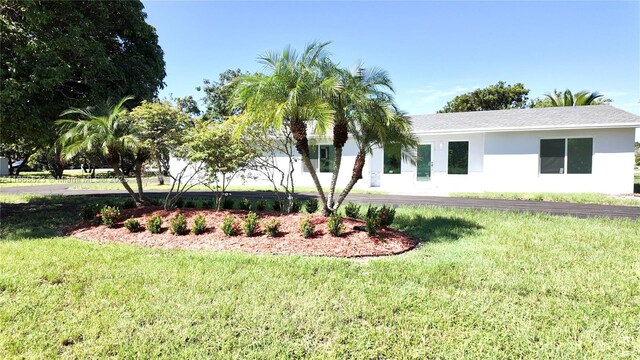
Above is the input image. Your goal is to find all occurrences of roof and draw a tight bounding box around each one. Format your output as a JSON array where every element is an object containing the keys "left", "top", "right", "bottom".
[{"left": 409, "top": 106, "right": 640, "bottom": 134}]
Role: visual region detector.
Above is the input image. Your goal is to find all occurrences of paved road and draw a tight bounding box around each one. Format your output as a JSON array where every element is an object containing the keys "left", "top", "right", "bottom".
[{"left": 2, "top": 184, "right": 639, "bottom": 220}]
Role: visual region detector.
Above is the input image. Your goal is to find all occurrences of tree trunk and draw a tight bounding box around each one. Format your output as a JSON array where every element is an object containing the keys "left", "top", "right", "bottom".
[
  {"left": 14, "top": 153, "right": 32, "bottom": 176},
  {"left": 327, "top": 146, "right": 343, "bottom": 209},
  {"left": 109, "top": 160, "right": 141, "bottom": 205},
  {"left": 156, "top": 159, "right": 164, "bottom": 185},
  {"left": 301, "top": 154, "right": 329, "bottom": 214},
  {"left": 333, "top": 151, "right": 366, "bottom": 211},
  {"left": 134, "top": 150, "right": 150, "bottom": 203}
]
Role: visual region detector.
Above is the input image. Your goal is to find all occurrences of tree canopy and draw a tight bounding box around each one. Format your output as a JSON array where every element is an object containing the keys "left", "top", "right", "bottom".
[
  {"left": 1, "top": 0, "right": 165, "bottom": 163},
  {"left": 437, "top": 81, "right": 530, "bottom": 113},
  {"left": 532, "top": 89, "right": 611, "bottom": 107}
]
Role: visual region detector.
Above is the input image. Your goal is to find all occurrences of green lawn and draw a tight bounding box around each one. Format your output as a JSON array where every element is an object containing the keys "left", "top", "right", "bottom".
[
  {"left": 451, "top": 192, "right": 640, "bottom": 206},
  {"left": 1, "top": 195, "right": 638, "bottom": 358}
]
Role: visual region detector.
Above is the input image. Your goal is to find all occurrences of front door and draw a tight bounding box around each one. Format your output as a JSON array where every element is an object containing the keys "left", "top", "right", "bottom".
[{"left": 417, "top": 144, "right": 432, "bottom": 181}]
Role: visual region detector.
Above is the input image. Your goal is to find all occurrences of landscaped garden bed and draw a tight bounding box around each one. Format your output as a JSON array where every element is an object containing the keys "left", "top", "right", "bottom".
[{"left": 67, "top": 207, "right": 418, "bottom": 257}]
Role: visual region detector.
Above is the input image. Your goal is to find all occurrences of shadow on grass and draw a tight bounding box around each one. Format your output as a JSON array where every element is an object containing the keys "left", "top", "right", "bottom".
[
  {"left": 393, "top": 214, "right": 483, "bottom": 243},
  {"left": 0, "top": 195, "right": 122, "bottom": 241}
]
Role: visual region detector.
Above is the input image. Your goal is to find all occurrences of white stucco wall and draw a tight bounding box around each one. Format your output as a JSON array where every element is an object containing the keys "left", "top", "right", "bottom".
[
  {"left": 483, "top": 128, "right": 636, "bottom": 194},
  {"left": 170, "top": 127, "right": 637, "bottom": 195}
]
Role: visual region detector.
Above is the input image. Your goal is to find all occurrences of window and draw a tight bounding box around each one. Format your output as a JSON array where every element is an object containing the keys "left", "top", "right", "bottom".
[
  {"left": 540, "top": 139, "right": 565, "bottom": 174},
  {"left": 567, "top": 138, "right": 593, "bottom": 174},
  {"left": 384, "top": 144, "right": 401, "bottom": 174},
  {"left": 448, "top": 141, "right": 468, "bottom": 174},
  {"left": 319, "top": 145, "right": 334, "bottom": 173},
  {"left": 303, "top": 145, "right": 318, "bottom": 172},
  {"left": 540, "top": 138, "right": 593, "bottom": 174}
]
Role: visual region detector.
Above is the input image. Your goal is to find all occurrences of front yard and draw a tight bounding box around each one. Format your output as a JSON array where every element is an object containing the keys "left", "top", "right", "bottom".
[{"left": 1, "top": 195, "right": 638, "bottom": 358}]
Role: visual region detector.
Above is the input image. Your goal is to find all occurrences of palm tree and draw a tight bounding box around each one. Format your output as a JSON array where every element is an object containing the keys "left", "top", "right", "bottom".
[
  {"left": 232, "top": 41, "right": 339, "bottom": 212},
  {"left": 544, "top": 89, "right": 605, "bottom": 107},
  {"left": 324, "top": 62, "right": 395, "bottom": 211},
  {"left": 56, "top": 96, "right": 145, "bottom": 205},
  {"left": 332, "top": 103, "right": 417, "bottom": 210}
]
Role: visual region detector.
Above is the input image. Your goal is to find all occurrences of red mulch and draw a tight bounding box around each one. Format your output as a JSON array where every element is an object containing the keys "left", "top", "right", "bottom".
[{"left": 66, "top": 207, "right": 418, "bottom": 258}]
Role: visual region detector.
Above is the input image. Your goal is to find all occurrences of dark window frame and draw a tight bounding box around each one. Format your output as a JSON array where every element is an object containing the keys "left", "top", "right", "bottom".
[
  {"left": 539, "top": 137, "right": 593, "bottom": 175},
  {"left": 383, "top": 144, "right": 402, "bottom": 174},
  {"left": 448, "top": 141, "right": 469, "bottom": 175}
]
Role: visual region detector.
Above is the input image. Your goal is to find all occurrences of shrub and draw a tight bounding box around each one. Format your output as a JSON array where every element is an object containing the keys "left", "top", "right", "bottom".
[
  {"left": 239, "top": 197, "right": 252, "bottom": 210},
  {"left": 100, "top": 205, "right": 120, "bottom": 228},
  {"left": 221, "top": 215, "right": 239, "bottom": 236},
  {"left": 124, "top": 217, "right": 142, "bottom": 233},
  {"left": 327, "top": 212, "right": 345, "bottom": 237},
  {"left": 192, "top": 214, "right": 207, "bottom": 235},
  {"left": 243, "top": 212, "right": 259, "bottom": 236},
  {"left": 175, "top": 198, "right": 184, "bottom": 208},
  {"left": 378, "top": 205, "right": 396, "bottom": 227},
  {"left": 221, "top": 197, "right": 234, "bottom": 210},
  {"left": 344, "top": 202, "right": 361, "bottom": 218},
  {"left": 79, "top": 203, "right": 101, "bottom": 222},
  {"left": 290, "top": 200, "right": 301, "bottom": 213},
  {"left": 121, "top": 198, "right": 137, "bottom": 209},
  {"left": 272, "top": 199, "right": 282, "bottom": 212},
  {"left": 184, "top": 199, "right": 196, "bottom": 208},
  {"left": 364, "top": 214, "right": 381, "bottom": 236},
  {"left": 300, "top": 216, "right": 315, "bottom": 238},
  {"left": 169, "top": 213, "right": 188, "bottom": 235},
  {"left": 201, "top": 200, "right": 214, "bottom": 209},
  {"left": 304, "top": 198, "right": 318, "bottom": 213},
  {"left": 264, "top": 218, "right": 280, "bottom": 237},
  {"left": 146, "top": 214, "right": 163, "bottom": 234},
  {"left": 255, "top": 199, "right": 267, "bottom": 211}
]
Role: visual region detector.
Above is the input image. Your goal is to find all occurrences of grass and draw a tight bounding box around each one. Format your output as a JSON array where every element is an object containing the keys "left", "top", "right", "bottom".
[
  {"left": 451, "top": 192, "right": 640, "bottom": 206},
  {"left": 1, "top": 195, "right": 639, "bottom": 357}
]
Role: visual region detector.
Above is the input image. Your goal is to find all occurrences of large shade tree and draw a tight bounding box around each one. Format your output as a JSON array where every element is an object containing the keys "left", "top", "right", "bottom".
[
  {"left": 57, "top": 96, "right": 147, "bottom": 205},
  {"left": 437, "top": 81, "right": 530, "bottom": 113},
  {"left": 0, "top": 1, "right": 165, "bottom": 173}
]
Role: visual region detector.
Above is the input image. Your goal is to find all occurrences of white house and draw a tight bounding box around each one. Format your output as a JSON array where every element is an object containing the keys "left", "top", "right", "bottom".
[
  {"left": 172, "top": 106, "right": 640, "bottom": 195},
  {"left": 275, "top": 106, "right": 639, "bottom": 195}
]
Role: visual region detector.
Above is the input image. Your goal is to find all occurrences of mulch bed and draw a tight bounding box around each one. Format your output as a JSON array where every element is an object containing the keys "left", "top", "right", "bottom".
[{"left": 66, "top": 207, "right": 418, "bottom": 258}]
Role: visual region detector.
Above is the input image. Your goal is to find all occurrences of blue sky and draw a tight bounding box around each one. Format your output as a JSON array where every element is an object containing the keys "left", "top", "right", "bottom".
[{"left": 142, "top": 1, "right": 639, "bottom": 122}]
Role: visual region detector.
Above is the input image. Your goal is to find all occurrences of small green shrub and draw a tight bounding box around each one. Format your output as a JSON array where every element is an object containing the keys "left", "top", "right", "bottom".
[
  {"left": 327, "top": 212, "right": 345, "bottom": 237},
  {"left": 79, "top": 204, "right": 101, "bottom": 222},
  {"left": 175, "top": 198, "right": 184, "bottom": 208},
  {"left": 169, "top": 213, "right": 188, "bottom": 235},
  {"left": 201, "top": 200, "right": 214, "bottom": 209},
  {"left": 255, "top": 199, "right": 267, "bottom": 211},
  {"left": 221, "top": 197, "right": 234, "bottom": 210},
  {"left": 239, "top": 198, "right": 252, "bottom": 210},
  {"left": 243, "top": 212, "right": 259, "bottom": 236},
  {"left": 272, "top": 200, "right": 282, "bottom": 212},
  {"left": 344, "top": 202, "right": 361, "bottom": 218},
  {"left": 100, "top": 205, "right": 120, "bottom": 228},
  {"left": 122, "top": 198, "right": 137, "bottom": 209},
  {"left": 192, "top": 214, "right": 207, "bottom": 235},
  {"left": 300, "top": 216, "right": 315, "bottom": 238},
  {"left": 221, "top": 215, "right": 239, "bottom": 236},
  {"left": 365, "top": 214, "right": 381, "bottom": 236},
  {"left": 184, "top": 199, "right": 196, "bottom": 208},
  {"left": 304, "top": 198, "right": 318, "bottom": 213},
  {"left": 290, "top": 200, "right": 301, "bottom": 213},
  {"left": 124, "top": 217, "right": 142, "bottom": 233},
  {"left": 378, "top": 205, "right": 396, "bottom": 227},
  {"left": 264, "top": 218, "right": 280, "bottom": 237},
  {"left": 146, "top": 214, "right": 163, "bottom": 234}
]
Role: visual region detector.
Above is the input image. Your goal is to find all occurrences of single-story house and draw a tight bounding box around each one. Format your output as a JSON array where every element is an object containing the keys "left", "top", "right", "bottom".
[
  {"left": 171, "top": 105, "right": 640, "bottom": 194},
  {"left": 282, "top": 105, "right": 639, "bottom": 194}
]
